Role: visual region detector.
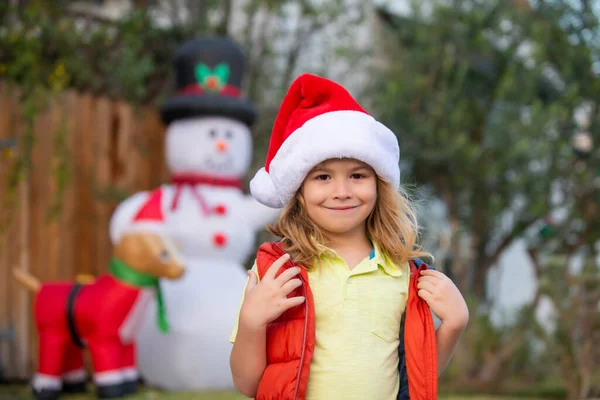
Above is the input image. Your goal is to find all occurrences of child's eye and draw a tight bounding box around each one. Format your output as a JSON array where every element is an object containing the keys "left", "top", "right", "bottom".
[
  {"left": 351, "top": 173, "right": 365, "bottom": 179},
  {"left": 315, "top": 174, "right": 330, "bottom": 181}
]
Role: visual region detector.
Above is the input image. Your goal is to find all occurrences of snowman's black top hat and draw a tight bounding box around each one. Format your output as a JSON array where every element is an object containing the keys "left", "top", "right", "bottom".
[{"left": 160, "top": 37, "right": 257, "bottom": 126}]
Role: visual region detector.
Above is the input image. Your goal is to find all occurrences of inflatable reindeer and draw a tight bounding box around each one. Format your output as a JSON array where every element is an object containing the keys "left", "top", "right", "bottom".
[{"left": 13, "top": 190, "right": 185, "bottom": 400}]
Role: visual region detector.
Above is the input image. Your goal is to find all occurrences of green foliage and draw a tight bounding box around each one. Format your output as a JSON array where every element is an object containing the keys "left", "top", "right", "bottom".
[
  {"left": 0, "top": 85, "right": 44, "bottom": 235},
  {"left": 370, "top": 0, "right": 600, "bottom": 393},
  {"left": 0, "top": 1, "right": 219, "bottom": 105},
  {"left": 370, "top": 0, "right": 599, "bottom": 297}
]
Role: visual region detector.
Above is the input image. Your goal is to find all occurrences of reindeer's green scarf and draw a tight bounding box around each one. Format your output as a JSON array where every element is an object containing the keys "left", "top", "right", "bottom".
[{"left": 110, "top": 257, "right": 169, "bottom": 333}]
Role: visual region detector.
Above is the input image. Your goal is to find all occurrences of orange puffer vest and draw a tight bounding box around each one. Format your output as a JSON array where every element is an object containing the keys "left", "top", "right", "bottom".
[{"left": 255, "top": 242, "right": 438, "bottom": 400}]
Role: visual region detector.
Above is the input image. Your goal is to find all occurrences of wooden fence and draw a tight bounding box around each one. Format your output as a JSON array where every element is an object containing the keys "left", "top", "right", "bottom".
[{"left": 0, "top": 83, "right": 169, "bottom": 379}]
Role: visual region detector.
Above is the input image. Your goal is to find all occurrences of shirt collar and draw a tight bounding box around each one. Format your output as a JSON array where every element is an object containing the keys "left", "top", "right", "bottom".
[
  {"left": 371, "top": 243, "right": 405, "bottom": 277},
  {"left": 318, "top": 243, "right": 405, "bottom": 277}
]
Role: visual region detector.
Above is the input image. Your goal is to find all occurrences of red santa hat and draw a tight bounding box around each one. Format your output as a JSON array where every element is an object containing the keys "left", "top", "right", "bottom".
[
  {"left": 250, "top": 73, "right": 400, "bottom": 208},
  {"left": 124, "top": 189, "right": 165, "bottom": 234}
]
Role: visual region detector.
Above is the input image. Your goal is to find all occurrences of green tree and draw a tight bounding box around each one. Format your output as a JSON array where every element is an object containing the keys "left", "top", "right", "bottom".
[
  {"left": 523, "top": 4, "right": 600, "bottom": 398},
  {"left": 370, "top": 0, "right": 599, "bottom": 390}
]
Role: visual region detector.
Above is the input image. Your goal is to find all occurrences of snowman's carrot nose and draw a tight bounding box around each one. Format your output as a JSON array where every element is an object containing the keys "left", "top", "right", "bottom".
[{"left": 216, "top": 140, "right": 228, "bottom": 152}]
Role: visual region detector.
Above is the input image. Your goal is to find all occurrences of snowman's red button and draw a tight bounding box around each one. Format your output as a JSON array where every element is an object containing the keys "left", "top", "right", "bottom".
[
  {"left": 213, "top": 233, "right": 227, "bottom": 247},
  {"left": 214, "top": 204, "right": 227, "bottom": 215}
]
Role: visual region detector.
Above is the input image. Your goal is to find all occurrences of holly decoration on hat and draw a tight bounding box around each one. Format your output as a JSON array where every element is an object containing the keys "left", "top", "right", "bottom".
[{"left": 195, "top": 62, "right": 230, "bottom": 93}]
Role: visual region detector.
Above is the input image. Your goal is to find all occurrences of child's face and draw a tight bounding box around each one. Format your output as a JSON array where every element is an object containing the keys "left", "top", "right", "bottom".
[{"left": 301, "top": 158, "right": 377, "bottom": 238}]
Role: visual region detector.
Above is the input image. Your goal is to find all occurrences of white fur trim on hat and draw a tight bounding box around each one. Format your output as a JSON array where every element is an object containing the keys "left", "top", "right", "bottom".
[
  {"left": 249, "top": 167, "right": 283, "bottom": 208},
  {"left": 250, "top": 110, "right": 400, "bottom": 208}
]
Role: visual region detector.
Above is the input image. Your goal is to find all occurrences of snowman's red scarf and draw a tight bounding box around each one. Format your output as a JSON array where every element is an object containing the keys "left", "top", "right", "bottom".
[{"left": 170, "top": 174, "right": 243, "bottom": 214}]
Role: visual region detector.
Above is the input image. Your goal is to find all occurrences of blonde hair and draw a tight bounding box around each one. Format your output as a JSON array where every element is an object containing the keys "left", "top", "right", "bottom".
[{"left": 267, "top": 176, "right": 431, "bottom": 268}]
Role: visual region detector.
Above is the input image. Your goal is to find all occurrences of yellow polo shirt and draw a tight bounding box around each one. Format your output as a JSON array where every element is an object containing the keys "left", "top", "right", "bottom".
[{"left": 230, "top": 244, "right": 410, "bottom": 400}]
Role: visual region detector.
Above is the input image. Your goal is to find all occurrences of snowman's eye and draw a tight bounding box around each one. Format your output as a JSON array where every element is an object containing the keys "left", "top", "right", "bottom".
[
  {"left": 225, "top": 130, "right": 233, "bottom": 139},
  {"left": 209, "top": 129, "right": 217, "bottom": 138}
]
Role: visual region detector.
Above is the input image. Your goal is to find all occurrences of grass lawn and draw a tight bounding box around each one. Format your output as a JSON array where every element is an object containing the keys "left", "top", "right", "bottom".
[
  {"left": 0, "top": 385, "right": 246, "bottom": 399},
  {"left": 0, "top": 384, "right": 549, "bottom": 400}
]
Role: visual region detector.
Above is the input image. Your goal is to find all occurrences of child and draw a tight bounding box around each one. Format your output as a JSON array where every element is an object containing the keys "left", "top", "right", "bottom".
[{"left": 230, "top": 74, "right": 469, "bottom": 400}]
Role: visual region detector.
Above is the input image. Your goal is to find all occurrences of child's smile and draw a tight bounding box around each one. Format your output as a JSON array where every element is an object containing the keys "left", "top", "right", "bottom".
[{"left": 325, "top": 205, "right": 359, "bottom": 211}]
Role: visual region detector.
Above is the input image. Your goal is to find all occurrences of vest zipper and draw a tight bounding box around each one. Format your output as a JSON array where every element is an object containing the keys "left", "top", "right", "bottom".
[
  {"left": 272, "top": 243, "right": 308, "bottom": 400},
  {"left": 293, "top": 271, "right": 308, "bottom": 400}
]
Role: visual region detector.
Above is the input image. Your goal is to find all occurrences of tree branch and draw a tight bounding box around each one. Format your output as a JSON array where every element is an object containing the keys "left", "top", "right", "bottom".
[
  {"left": 216, "top": 0, "right": 232, "bottom": 36},
  {"left": 486, "top": 215, "right": 538, "bottom": 269}
]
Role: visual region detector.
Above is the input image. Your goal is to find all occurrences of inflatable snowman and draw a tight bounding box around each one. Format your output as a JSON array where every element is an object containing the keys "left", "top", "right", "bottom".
[{"left": 109, "top": 37, "right": 280, "bottom": 391}]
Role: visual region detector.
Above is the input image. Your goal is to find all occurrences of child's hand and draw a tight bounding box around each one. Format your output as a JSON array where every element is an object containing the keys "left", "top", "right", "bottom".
[
  {"left": 240, "top": 254, "right": 305, "bottom": 332},
  {"left": 417, "top": 270, "right": 469, "bottom": 330}
]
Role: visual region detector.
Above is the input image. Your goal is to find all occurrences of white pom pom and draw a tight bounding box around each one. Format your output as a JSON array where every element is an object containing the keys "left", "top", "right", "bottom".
[{"left": 249, "top": 168, "right": 284, "bottom": 208}]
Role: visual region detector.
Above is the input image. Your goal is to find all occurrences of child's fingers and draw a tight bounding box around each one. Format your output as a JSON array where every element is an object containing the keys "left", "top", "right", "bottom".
[
  {"left": 276, "top": 267, "right": 302, "bottom": 284},
  {"left": 420, "top": 269, "right": 447, "bottom": 280},
  {"left": 246, "top": 270, "right": 258, "bottom": 292},
  {"left": 417, "top": 288, "right": 434, "bottom": 303},
  {"left": 280, "top": 278, "right": 302, "bottom": 295},
  {"left": 264, "top": 254, "right": 291, "bottom": 281},
  {"left": 281, "top": 296, "right": 305, "bottom": 312},
  {"left": 418, "top": 275, "right": 439, "bottom": 285},
  {"left": 417, "top": 280, "right": 436, "bottom": 293}
]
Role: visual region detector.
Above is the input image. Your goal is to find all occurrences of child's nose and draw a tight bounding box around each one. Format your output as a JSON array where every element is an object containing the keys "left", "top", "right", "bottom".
[{"left": 332, "top": 180, "right": 352, "bottom": 199}]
